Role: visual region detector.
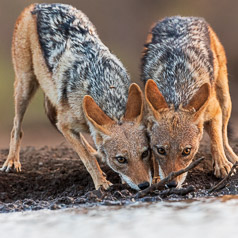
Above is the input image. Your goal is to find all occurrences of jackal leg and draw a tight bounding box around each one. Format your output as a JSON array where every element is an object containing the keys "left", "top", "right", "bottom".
[
  {"left": 209, "top": 26, "right": 238, "bottom": 164},
  {"left": 205, "top": 108, "right": 233, "bottom": 178},
  {"left": 1, "top": 73, "right": 38, "bottom": 172},
  {"left": 221, "top": 94, "right": 238, "bottom": 163},
  {"left": 57, "top": 122, "right": 112, "bottom": 190},
  {"left": 217, "top": 70, "right": 238, "bottom": 163},
  {"left": 1, "top": 5, "right": 39, "bottom": 172}
]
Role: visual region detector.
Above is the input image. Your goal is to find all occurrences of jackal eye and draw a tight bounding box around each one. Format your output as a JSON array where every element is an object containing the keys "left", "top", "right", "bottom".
[
  {"left": 182, "top": 147, "right": 191, "bottom": 156},
  {"left": 115, "top": 156, "right": 127, "bottom": 164},
  {"left": 157, "top": 147, "right": 166, "bottom": 155},
  {"left": 141, "top": 149, "right": 150, "bottom": 159}
]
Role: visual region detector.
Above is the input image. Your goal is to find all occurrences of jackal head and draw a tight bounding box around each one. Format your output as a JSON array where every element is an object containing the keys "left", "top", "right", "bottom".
[
  {"left": 83, "top": 83, "right": 152, "bottom": 190},
  {"left": 145, "top": 79, "right": 210, "bottom": 188}
]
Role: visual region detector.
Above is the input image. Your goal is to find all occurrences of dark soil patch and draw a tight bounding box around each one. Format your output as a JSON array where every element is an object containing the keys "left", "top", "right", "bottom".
[{"left": 1, "top": 140, "right": 238, "bottom": 213}]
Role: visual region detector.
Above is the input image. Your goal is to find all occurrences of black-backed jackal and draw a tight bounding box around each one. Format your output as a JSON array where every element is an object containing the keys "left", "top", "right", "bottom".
[
  {"left": 1, "top": 4, "right": 152, "bottom": 191},
  {"left": 141, "top": 16, "right": 237, "bottom": 187}
]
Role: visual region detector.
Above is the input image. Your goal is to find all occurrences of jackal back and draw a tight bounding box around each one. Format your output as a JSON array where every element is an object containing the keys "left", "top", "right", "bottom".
[
  {"left": 142, "top": 16, "right": 214, "bottom": 109},
  {"left": 32, "top": 3, "right": 130, "bottom": 122}
]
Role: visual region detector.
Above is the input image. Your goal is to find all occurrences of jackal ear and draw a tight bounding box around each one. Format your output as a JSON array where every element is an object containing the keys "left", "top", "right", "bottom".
[
  {"left": 145, "top": 79, "right": 168, "bottom": 116},
  {"left": 124, "top": 83, "right": 144, "bottom": 123},
  {"left": 83, "top": 95, "right": 114, "bottom": 135},
  {"left": 184, "top": 83, "right": 210, "bottom": 120}
]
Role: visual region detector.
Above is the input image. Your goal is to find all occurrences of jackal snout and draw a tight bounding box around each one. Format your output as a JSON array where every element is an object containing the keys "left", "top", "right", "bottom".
[
  {"left": 166, "top": 180, "right": 177, "bottom": 188},
  {"left": 116, "top": 146, "right": 153, "bottom": 190}
]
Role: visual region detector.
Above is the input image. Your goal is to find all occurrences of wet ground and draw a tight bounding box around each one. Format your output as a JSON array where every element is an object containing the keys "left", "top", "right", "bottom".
[{"left": 1, "top": 140, "right": 238, "bottom": 213}]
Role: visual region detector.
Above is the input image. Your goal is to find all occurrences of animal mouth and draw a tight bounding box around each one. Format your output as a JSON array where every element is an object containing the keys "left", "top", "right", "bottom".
[
  {"left": 159, "top": 165, "right": 188, "bottom": 188},
  {"left": 120, "top": 174, "right": 140, "bottom": 191},
  {"left": 177, "top": 172, "right": 188, "bottom": 188}
]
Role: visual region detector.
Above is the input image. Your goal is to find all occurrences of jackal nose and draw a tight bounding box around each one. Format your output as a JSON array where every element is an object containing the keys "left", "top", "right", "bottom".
[
  {"left": 138, "top": 181, "right": 150, "bottom": 190},
  {"left": 167, "top": 180, "right": 177, "bottom": 188}
]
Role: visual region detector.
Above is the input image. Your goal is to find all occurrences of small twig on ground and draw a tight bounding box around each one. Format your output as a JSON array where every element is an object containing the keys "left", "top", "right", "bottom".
[
  {"left": 155, "top": 185, "right": 195, "bottom": 198},
  {"left": 208, "top": 161, "right": 238, "bottom": 193},
  {"left": 135, "top": 157, "right": 205, "bottom": 198}
]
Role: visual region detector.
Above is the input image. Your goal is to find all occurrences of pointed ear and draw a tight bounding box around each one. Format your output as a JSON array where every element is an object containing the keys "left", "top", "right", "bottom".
[
  {"left": 184, "top": 83, "right": 210, "bottom": 120},
  {"left": 145, "top": 79, "right": 168, "bottom": 116},
  {"left": 83, "top": 95, "right": 114, "bottom": 135},
  {"left": 124, "top": 83, "right": 144, "bottom": 123}
]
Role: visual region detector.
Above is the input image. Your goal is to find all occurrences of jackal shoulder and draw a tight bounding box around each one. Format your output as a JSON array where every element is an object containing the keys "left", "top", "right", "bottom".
[{"left": 141, "top": 16, "right": 217, "bottom": 109}]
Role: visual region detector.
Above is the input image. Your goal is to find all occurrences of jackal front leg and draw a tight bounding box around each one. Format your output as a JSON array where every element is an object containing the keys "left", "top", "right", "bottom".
[
  {"left": 1, "top": 128, "right": 23, "bottom": 172},
  {"left": 1, "top": 73, "right": 38, "bottom": 172},
  {"left": 205, "top": 110, "right": 233, "bottom": 178},
  {"left": 58, "top": 123, "right": 112, "bottom": 190}
]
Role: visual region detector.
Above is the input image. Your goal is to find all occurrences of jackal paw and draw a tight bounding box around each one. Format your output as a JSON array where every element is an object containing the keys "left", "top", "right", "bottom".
[
  {"left": 0, "top": 158, "right": 21, "bottom": 172},
  {"left": 95, "top": 178, "right": 112, "bottom": 190},
  {"left": 214, "top": 160, "right": 233, "bottom": 178}
]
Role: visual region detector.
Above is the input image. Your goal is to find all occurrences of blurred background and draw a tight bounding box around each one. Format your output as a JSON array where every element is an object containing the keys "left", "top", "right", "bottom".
[{"left": 0, "top": 0, "right": 238, "bottom": 148}]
